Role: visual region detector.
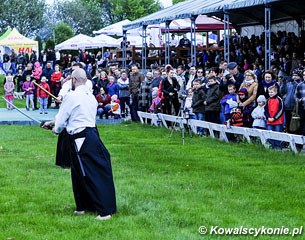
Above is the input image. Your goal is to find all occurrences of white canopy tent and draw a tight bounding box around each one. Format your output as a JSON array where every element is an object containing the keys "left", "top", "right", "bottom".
[
  {"left": 92, "top": 34, "right": 120, "bottom": 48},
  {"left": 55, "top": 34, "right": 100, "bottom": 50},
  {"left": 115, "top": 35, "right": 150, "bottom": 48},
  {"left": 93, "top": 19, "right": 141, "bottom": 36}
]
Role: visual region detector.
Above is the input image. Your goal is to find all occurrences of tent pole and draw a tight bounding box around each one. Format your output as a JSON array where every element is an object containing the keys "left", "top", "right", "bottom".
[
  {"left": 122, "top": 30, "right": 127, "bottom": 69},
  {"left": 223, "top": 8, "right": 230, "bottom": 62},
  {"left": 165, "top": 20, "right": 171, "bottom": 66},
  {"left": 265, "top": 4, "right": 271, "bottom": 71},
  {"left": 191, "top": 15, "right": 197, "bottom": 66},
  {"left": 142, "top": 25, "right": 147, "bottom": 72}
]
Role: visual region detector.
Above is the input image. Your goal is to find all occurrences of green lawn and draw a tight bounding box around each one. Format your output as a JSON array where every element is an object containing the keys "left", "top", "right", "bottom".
[{"left": 0, "top": 123, "right": 304, "bottom": 239}]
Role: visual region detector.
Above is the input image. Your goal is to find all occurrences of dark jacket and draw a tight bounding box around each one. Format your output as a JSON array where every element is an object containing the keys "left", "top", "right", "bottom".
[
  {"left": 161, "top": 77, "right": 180, "bottom": 98},
  {"left": 192, "top": 88, "right": 205, "bottom": 113},
  {"left": 129, "top": 72, "right": 144, "bottom": 95},
  {"left": 204, "top": 83, "right": 222, "bottom": 112}
]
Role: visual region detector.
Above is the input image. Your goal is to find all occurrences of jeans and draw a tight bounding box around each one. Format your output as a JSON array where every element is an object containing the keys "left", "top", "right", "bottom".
[
  {"left": 97, "top": 105, "right": 111, "bottom": 117},
  {"left": 130, "top": 93, "right": 139, "bottom": 121},
  {"left": 266, "top": 124, "right": 283, "bottom": 149},
  {"left": 194, "top": 112, "right": 205, "bottom": 134},
  {"left": 39, "top": 97, "right": 48, "bottom": 113},
  {"left": 26, "top": 94, "right": 34, "bottom": 109}
]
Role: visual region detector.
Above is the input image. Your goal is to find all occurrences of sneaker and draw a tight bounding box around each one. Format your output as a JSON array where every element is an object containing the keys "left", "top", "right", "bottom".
[
  {"left": 26, "top": 107, "right": 29, "bottom": 111},
  {"left": 40, "top": 112, "right": 43, "bottom": 114},
  {"left": 96, "top": 215, "right": 111, "bottom": 221},
  {"left": 44, "top": 112, "right": 48, "bottom": 114},
  {"left": 74, "top": 210, "right": 85, "bottom": 215}
]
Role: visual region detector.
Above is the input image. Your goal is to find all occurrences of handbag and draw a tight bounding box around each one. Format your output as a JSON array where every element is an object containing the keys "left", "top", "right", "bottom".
[{"left": 289, "top": 100, "right": 301, "bottom": 132}]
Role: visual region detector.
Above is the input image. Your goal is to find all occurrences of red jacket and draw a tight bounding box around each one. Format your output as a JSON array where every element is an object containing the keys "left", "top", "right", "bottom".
[
  {"left": 265, "top": 95, "right": 284, "bottom": 125},
  {"left": 37, "top": 82, "right": 50, "bottom": 98},
  {"left": 51, "top": 71, "right": 62, "bottom": 85},
  {"left": 96, "top": 94, "right": 111, "bottom": 108}
]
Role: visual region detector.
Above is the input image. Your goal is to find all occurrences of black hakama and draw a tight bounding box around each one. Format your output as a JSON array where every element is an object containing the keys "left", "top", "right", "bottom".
[
  {"left": 55, "top": 129, "right": 71, "bottom": 168},
  {"left": 69, "top": 127, "right": 116, "bottom": 216}
]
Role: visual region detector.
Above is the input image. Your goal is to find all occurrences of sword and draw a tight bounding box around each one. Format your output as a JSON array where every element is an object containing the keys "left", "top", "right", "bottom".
[
  {"left": 2, "top": 97, "right": 42, "bottom": 125},
  {"left": 32, "top": 81, "right": 58, "bottom": 100}
]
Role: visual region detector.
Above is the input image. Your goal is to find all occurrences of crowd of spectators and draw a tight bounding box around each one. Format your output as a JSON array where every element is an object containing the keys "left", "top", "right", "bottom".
[{"left": 2, "top": 30, "right": 305, "bottom": 149}]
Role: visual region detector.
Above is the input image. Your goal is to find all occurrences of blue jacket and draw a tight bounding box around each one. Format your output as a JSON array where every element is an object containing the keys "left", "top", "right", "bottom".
[
  {"left": 220, "top": 93, "right": 238, "bottom": 114},
  {"left": 106, "top": 82, "right": 119, "bottom": 96}
]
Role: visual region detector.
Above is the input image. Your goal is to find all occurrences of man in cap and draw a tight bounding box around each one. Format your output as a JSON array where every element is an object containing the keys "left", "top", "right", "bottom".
[{"left": 220, "top": 61, "right": 244, "bottom": 93}]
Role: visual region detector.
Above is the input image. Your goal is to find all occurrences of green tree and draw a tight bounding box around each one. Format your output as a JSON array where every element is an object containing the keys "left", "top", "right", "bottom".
[
  {"left": 35, "top": 36, "right": 43, "bottom": 53},
  {"left": 172, "top": 0, "right": 185, "bottom": 4},
  {"left": 45, "top": 38, "right": 55, "bottom": 51},
  {"left": 54, "top": 22, "right": 74, "bottom": 45},
  {"left": 0, "top": 0, "right": 45, "bottom": 37},
  {"left": 55, "top": 0, "right": 104, "bottom": 35},
  {"left": 96, "top": 0, "right": 161, "bottom": 23}
]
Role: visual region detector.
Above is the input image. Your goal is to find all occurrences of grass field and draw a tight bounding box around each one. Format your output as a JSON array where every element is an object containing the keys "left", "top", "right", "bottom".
[{"left": 0, "top": 123, "right": 304, "bottom": 239}]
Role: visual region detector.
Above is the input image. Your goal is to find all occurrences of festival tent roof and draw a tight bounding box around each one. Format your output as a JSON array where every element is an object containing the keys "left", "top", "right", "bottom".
[
  {"left": 55, "top": 34, "right": 100, "bottom": 50},
  {"left": 116, "top": 35, "right": 150, "bottom": 48},
  {"left": 93, "top": 19, "right": 141, "bottom": 36},
  {"left": 150, "top": 15, "right": 232, "bottom": 32},
  {"left": 92, "top": 34, "right": 120, "bottom": 48},
  {"left": 123, "top": 0, "right": 305, "bottom": 31},
  {"left": 0, "top": 29, "right": 12, "bottom": 40},
  {"left": 0, "top": 28, "right": 38, "bottom": 53}
]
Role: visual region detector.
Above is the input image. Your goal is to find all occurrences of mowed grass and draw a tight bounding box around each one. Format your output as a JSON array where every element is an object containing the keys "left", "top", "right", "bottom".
[{"left": 0, "top": 123, "right": 304, "bottom": 240}]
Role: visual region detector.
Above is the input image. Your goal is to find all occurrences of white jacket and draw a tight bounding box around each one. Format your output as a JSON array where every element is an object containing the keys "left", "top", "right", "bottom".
[{"left": 251, "top": 105, "right": 266, "bottom": 129}]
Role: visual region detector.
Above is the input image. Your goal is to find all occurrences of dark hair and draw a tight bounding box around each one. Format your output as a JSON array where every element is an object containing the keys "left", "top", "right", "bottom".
[
  {"left": 263, "top": 70, "right": 276, "bottom": 80},
  {"left": 193, "top": 79, "right": 201, "bottom": 84}
]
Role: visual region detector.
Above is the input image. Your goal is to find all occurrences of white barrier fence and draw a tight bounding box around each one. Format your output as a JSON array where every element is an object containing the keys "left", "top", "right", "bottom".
[{"left": 137, "top": 111, "right": 305, "bottom": 153}]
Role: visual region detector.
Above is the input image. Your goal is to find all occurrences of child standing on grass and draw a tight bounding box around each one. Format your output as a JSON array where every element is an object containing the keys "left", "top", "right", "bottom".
[
  {"left": 37, "top": 76, "right": 50, "bottom": 114},
  {"left": 251, "top": 95, "right": 267, "bottom": 129},
  {"left": 265, "top": 85, "right": 284, "bottom": 149},
  {"left": 149, "top": 87, "right": 162, "bottom": 113},
  {"left": 237, "top": 88, "right": 255, "bottom": 127},
  {"left": 192, "top": 79, "right": 206, "bottom": 135},
  {"left": 22, "top": 75, "right": 35, "bottom": 111},
  {"left": 220, "top": 84, "right": 238, "bottom": 121},
  {"left": 4, "top": 73, "right": 15, "bottom": 110}
]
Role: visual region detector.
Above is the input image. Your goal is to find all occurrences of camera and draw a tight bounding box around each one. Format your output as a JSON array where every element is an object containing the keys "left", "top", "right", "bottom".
[
  {"left": 183, "top": 109, "right": 190, "bottom": 119},
  {"left": 225, "top": 73, "right": 233, "bottom": 80},
  {"left": 179, "top": 90, "right": 188, "bottom": 100}
]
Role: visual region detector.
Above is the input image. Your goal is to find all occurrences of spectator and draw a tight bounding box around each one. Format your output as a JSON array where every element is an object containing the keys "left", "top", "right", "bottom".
[
  {"left": 280, "top": 69, "right": 301, "bottom": 133},
  {"left": 96, "top": 87, "right": 111, "bottom": 119},
  {"left": 220, "top": 84, "right": 238, "bottom": 121},
  {"left": 162, "top": 68, "right": 180, "bottom": 116},
  {"left": 4, "top": 72, "right": 15, "bottom": 110},
  {"left": 265, "top": 85, "right": 285, "bottom": 149},
  {"left": 50, "top": 64, "right": 62, "bottom": 108},
  {"left": 191, "top": 79, "right": 206, "bottom": 135},
  {"left": 37, "top": 76, "right": 50, "bottom": 114},
  {"left": 238, "top": 70, "right": 258, "bottom": 109},
  {"left": 257, "top": 70, "right": 278, "bottom": 99},
  {"left": 129, "top": 65, "right": 144, "bottom": 121},
  {"left": 149, "top": 87, "right": 162, "bottom": 113},
  {"left": 178, "top": 33, "right": 191, "bottom": 57},
  {"left": 237, "top": 88, "right": 255, "bottom": 128},
  {"left": 14, "top": 68, "right": 24, "bottom": 92},
  {"left": 22, "top": 75, "right": 35, "bottom": 111},
  {"left": 139, "top": 72, "right": 154, "bottom": 112},
  {"left": 117, "top": 72, "right": 130, "bottom": 118},
  {"left": 106, "top": 75, "right": 119, "bottom": 97},
  {"left": 32, "top": 61, "right": 42, "bottom": 81},
  {"left": 251, "top": 95, "right": 267, "bottom": 129},
  {"left": 203, "top": 76, "right": 222, "bottom": 124}
]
